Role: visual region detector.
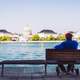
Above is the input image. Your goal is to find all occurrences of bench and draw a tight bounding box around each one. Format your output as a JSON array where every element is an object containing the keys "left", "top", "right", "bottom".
[
  {"left": 1, "top": 49, "right": 80, "bottom": 76},
  {"left": 46, "top": 49, "right": 80, "bottom": 76},
  {"left": 0, "top": 60, "right": 46, "bottom": 77},
  {"left": 46, "top": 49, "right": 80, "bottom": 63}
]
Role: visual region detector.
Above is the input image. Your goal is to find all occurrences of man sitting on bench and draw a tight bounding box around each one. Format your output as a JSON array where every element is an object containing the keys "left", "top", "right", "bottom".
[{"left": 54, "top": 32, "right": 78, "bottom": 74}]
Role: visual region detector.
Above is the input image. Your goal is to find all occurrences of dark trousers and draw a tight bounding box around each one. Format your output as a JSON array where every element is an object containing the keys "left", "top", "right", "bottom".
[{"left": 58, "top": 64, "right": 74, "bottom": 73}]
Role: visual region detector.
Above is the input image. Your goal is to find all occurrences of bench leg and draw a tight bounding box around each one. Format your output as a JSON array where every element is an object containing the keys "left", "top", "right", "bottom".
[
  {"left": 45, "top": 64, "right": 47, "bottom": 75},
  {"left": 1, "top": 64, "right": 4, "bottom": 77},
  {"left": 75, "top": 68, "right": 79, "bottom": 76},
  {"left": 56, "top": 66, "right": 60, "bottom": 76}
]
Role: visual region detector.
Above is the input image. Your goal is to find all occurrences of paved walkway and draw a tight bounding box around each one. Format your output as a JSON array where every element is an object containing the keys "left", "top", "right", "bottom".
[{"left": 0, "top": 65, "right": 80, "bottom": 80}]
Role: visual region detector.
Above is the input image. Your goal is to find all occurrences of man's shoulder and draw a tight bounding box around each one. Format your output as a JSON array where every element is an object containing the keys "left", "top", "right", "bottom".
[
  {"left": 63, "top": 40, "right": 78, "bottom": 44},
  {"left": 72, "top": 40, "right": 78, "bottom": 43},
  {"left": 72, "top": 40, "right": 78, "bottom": 46}
]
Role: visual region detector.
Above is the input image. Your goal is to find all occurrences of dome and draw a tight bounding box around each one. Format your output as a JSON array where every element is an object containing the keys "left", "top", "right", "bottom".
[{"left": 24, "top": 27, "right": 31, "bottom": 32}]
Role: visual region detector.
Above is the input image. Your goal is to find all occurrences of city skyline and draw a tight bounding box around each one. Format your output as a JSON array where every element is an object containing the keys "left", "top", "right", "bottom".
[{"left": 0, "top": 0, "right": 80, "bottom": 34}]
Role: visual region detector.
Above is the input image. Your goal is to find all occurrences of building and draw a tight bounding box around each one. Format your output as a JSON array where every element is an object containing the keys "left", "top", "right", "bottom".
[
  {"left": 22, "top": 25, "right": 32, "bottom": 41},
  {"left": 37, "top": 29, "right": 58, "bottom": 38},
  {"left": 0, "top": 29, "right": 19, "bottom": 41}
]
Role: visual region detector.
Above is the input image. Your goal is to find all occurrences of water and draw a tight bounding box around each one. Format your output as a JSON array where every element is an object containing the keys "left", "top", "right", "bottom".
[
  {"left": 0, "top": 42, "right": 80, "bottom": 61},
  {"left": 0, "top": 42, "right": 58, "bottom": 61}
]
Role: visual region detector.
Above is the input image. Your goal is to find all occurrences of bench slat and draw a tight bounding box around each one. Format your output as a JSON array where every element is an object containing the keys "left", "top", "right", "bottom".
[
  {"left": 1, "top": 60, "right": 46, "bottom": 64},
  {"left": 46, "top": 49, "right": 80, "bottom": 61}
]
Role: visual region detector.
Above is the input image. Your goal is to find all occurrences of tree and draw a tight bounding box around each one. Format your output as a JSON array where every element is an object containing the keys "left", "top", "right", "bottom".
[
  {"left": 45, "top": 35, "right": 55, "bottom": 41},
  {"left": 0, "top": 35, "right": 11, "bottom": 41},
  {"left": 31, "top": 34, "right": 40, "bottom": 41},
  {"left": 57, "top": 34, "right": 65, "bottom": 40}
]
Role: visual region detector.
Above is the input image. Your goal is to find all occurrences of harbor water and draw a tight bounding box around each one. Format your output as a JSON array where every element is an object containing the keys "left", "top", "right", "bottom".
[{"left": 0, "top": 42, "right": 80, "bottom": 61}]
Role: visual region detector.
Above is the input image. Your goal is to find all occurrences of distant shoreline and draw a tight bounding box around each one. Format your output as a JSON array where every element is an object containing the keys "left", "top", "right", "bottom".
[
  {"left": 0, "top": 41, "right": 62, "bottom": 44},
  {"left": 0, "top": 40, "right": 79, "bottom": 43}
]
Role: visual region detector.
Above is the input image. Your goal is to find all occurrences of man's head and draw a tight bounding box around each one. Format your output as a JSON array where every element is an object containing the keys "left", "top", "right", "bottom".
[{"left": 65, "top": 33, "right": 73, "bottom": 40}]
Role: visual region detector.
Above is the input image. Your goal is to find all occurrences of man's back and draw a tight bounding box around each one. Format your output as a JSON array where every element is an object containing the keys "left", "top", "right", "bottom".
[
  {"left": 61, "top": 40, "right": 78, "bottom": 49},
  {"left": 55, "top": 40, "right": 78, "bottom": 49}
]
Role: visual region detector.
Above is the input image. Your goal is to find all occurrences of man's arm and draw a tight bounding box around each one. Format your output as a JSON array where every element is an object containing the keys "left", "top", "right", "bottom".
[
  {"left": 54, "top": 42, "right": 64, "bottom": 49},
  {"left": 73, "top": 41, "right": 78, "bottom": 49}
]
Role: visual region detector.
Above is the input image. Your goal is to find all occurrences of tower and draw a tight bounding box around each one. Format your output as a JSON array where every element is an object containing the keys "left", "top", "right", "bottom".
[{"left": 23, "top": 24, "right": 32, "bottom": 41}]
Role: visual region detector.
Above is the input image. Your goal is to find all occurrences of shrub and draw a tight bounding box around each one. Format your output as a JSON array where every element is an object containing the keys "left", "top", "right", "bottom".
[
  {"left": 0, "top": 35, "right": 11, "bottom": 41},
  {"left": 31, "top": 34, "right": 40, "bottom": 41}
]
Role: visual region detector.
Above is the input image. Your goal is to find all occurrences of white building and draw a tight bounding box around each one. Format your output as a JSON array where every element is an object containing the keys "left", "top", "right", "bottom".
[
  {"left": 38, "top": 29, "right": 58, "bottom": 38},
  {"left": 22, "top": 25, "right": 32, "bottom": 41}
]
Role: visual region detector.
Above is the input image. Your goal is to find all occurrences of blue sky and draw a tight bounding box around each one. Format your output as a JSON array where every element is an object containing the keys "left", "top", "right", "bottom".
[{"left": 0, "top": 0, "right": 80, "bottom": 33}]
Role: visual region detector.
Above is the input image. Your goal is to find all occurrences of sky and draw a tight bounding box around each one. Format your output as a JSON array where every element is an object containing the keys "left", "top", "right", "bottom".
[{"left": 0, "top": 0, "right": 80, "bottom": 34}]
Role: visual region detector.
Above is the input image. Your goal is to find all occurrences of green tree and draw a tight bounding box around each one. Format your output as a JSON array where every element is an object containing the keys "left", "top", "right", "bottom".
[
  {"left": 57, "top": 34, "right": 65, "bottom": 40},
  {"left": 39, "top": 37, "right": 45, "bottom": 41},
  {"left": 0, "top": 35, "right": 11, "bottom": 41},
  {"left": 78, "top": 35, "right": 80, "bottom": 40},
  {"left": 31, "top": 34, "right": 40, "bottom": 41},
  {"left": 45, "top": 35, "right": 55, "bottom": 41}
]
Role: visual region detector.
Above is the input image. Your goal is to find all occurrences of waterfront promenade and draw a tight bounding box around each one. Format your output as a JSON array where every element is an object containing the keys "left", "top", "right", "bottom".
[{"left": 0, "top": 66, "right": 80, "bottom": 80}]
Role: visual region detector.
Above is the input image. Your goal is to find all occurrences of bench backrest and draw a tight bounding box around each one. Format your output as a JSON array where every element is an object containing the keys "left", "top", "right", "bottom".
[{"left": 46, "top": 49, "right": 80, "bottom": 61}]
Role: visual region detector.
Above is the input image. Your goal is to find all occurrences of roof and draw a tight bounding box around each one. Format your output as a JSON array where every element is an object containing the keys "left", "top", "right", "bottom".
[
  {"left": 39, "top": 29, "right": 57, "bottom": 34},
  {"left": 0, "top": 29, "right": 13, "bottom": 34}
]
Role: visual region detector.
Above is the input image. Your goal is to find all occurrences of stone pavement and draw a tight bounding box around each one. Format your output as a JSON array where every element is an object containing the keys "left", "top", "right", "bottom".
[
  {"left": 0, "top": 74, "right": 80, "bottom": 80},
  {"left": 0, "top": 65, "right": 79, "bottom": 80}
]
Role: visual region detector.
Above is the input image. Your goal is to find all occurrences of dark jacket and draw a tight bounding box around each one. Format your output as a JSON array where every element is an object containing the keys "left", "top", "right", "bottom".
[{"left": 55, "top": 40, "right": 78, "bottom": 49}]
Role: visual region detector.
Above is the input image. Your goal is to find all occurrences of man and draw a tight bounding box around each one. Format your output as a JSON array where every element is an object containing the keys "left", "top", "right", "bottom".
[{"left": 54, "top": 33, "right": 78, "bottom": 73}]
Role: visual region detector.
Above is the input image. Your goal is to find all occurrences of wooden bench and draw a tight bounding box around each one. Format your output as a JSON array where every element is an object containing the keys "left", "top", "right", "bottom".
[
  {"left": 1, "top": 49, "right": 80, "bottom": 76},
  {"left": 46, "top": 49, "right": 80, "bottom": 63},
  {"left": 46, "top": 49, "right": 80, "bottom": 76}
]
